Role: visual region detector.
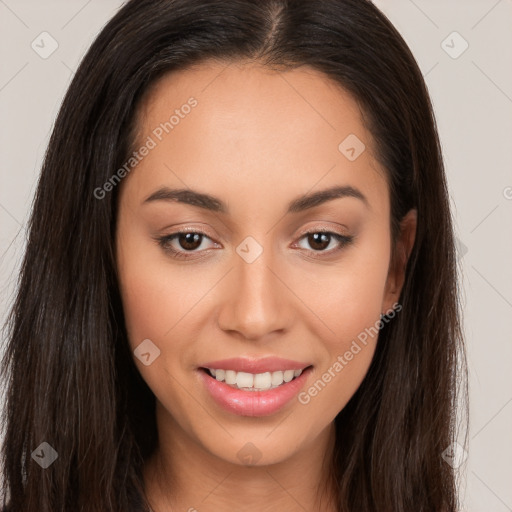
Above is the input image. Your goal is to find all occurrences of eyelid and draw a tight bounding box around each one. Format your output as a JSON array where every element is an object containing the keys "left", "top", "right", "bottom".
[
  {"left": 162, "top": 224, "right": 220, "bottom": 242},
  {"left": 295, "top": 223, "right": 350, "bottom": 237}
]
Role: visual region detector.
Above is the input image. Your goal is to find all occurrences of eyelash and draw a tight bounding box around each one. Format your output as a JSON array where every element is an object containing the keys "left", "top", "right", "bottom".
[{"left": 154, "top": 228, "right": 354, "bottom": 261}]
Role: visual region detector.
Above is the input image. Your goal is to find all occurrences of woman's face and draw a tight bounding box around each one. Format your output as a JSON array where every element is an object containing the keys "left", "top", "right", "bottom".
[{"left": 116, "top": 60, "right": 415, "bottom": 466}]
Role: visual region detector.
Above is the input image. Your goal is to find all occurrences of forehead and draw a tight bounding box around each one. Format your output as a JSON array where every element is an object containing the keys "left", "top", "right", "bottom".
[
  {"left": 139, "top": 60, "right": 369, "bottom": 149},
  {"left": 123, "top": 60, "right": 386, "bottom": 212}
]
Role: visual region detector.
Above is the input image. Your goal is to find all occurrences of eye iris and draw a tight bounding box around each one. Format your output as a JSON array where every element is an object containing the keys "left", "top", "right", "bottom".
[
  {"left": 308, "top": 233, "right": 330, "bottom": 251},
  {"left": 179, "top": 233, "right": 202, "bottom": 251}
]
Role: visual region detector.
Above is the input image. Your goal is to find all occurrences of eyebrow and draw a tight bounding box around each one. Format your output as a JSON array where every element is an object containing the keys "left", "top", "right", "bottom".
[{"left": 142, "top": 185, "right": 369, "bottom": 213}]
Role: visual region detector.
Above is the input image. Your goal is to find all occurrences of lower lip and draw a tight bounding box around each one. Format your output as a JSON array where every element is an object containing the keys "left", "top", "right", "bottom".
[{"left": 198, "top": 367, "right": 312, "bottom": 417}]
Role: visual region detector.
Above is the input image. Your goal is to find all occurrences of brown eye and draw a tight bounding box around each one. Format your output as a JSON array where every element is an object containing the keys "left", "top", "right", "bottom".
[
  {"left": 155, "top": 230, "right": 219, "bottom": 260},
  {"left": 296, "top": 231, "right": 353, "bottom": 255},
  {"left": 176, "top": 232, "right": 203, "bottom": 251},
  {"left": 306, "top": 232, "right": 331, "bottom": 251}
]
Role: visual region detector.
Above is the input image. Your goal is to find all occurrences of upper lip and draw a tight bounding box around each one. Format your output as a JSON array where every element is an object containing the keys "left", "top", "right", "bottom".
[{"left": 199, "top": 357, "right": 312, "bottom": 374}]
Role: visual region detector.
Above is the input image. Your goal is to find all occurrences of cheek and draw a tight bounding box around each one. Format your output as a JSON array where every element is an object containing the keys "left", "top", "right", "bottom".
[
  {"left": 118, "top": 262, "right": 173, "bottom": 348},
  {"left": 297, "top": 284, "right": 382, "bottom": 422},
  {"left": 291, "top": 225, "right": 390, "bottom": 343},
  {"left": 299, "top": 341, "right": 376, "bottom": 423},
  {"left": 116, "top": 250, "right": 192, "bottom": 411},
  {"left": 116, "top": 229, "right": 191, "bottom": 393},
  {"left": 116, "top": 222, "right": 197, "bottom": 349}
]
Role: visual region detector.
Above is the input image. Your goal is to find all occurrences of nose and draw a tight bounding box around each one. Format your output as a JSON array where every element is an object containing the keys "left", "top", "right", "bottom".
[{"left": 216, "top": 247, "right": 294, "bottom": 341}]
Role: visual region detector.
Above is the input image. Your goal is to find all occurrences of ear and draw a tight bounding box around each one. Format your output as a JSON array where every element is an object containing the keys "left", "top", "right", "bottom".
[{"left": 382, "top": 208, "right": 417, "bottom": 314}]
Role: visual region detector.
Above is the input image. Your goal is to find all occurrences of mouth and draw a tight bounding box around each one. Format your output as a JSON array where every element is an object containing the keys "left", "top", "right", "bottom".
[
  {"left": 197, "top": 360, "right": 314, "bottom": 417},
  {"left": 199, "top": 366, "right": 311, "bottom": 391}
]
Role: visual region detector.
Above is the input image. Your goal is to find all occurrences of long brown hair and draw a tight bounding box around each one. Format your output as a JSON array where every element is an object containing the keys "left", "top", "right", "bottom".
[{"left": 0, "top": 1, "right": 467, "bottom": 510}]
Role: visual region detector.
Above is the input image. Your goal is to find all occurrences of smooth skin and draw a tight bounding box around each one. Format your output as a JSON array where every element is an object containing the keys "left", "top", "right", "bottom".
[{"left": 115, "top": 60, "right": 417, "bottom": 512}]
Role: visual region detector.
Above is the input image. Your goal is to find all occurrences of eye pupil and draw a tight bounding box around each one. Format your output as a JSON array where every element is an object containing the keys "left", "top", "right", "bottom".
[
  {"left": 308, "top": 233, "right": 330, "bottom": 251},
  {"left": 179, "top": 233, "right": 202, "bottom": 250}
]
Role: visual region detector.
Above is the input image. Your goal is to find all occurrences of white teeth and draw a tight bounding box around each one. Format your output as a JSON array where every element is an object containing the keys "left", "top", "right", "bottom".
[
  {"left": 225, "top": 370, "right": 237, "bottom": 385},
  {"left": 253, "top": 372, "right": 272, "bottom": 390},
  {"left": 271, "top": 371, "right": 284, "bottom": 386},
  {"left": 283, "top": 370, "right": 295, "bottom": 382},
  {"left": 236, "top": 371, "right": 254, "bottom": 388},
  {"left": 206, "top": 367, "right": 306, "bottom": 391}
]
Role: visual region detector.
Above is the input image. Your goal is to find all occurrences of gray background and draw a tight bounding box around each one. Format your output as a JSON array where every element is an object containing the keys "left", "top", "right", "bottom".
[{"left": 1, "top": 1, "right": 511, "bottom": 510}]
